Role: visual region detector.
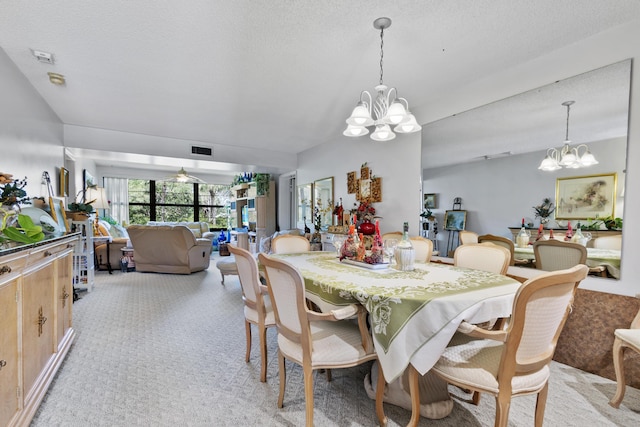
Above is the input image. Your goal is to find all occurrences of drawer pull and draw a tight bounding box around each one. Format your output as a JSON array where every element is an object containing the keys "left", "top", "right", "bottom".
[
  {"left": 0, "top": 360, "right": 6, "bottom": 370},
  {"left": 44, "top": 251, "right": 53, "bottom": 257},
  {"left": 0, "top": 265, "right": 11, "bottom": 275},
  {"left": 38, "top": 307, "right": 47, "bottom": 337}
]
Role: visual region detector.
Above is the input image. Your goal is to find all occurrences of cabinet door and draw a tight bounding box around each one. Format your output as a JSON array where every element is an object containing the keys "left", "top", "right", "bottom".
[
  {"left": 0, "top": 279, "right": 19, "bottom": 426},
  {"left": 56, "top": 251, "right": 74, "bottom": 348},
  {"left": 22, "top": 263, "right": 56, "bottom": 398}
]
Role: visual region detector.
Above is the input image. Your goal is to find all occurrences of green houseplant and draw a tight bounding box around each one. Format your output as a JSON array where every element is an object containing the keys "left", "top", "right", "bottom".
[{"left": 254, "top": 173, "right": 271, "bottom": 196}]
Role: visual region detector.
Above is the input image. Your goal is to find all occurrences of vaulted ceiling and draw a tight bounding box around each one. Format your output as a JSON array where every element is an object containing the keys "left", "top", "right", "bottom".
[{"left": 1, "top": 1, "right": 639, "bottom": 178}]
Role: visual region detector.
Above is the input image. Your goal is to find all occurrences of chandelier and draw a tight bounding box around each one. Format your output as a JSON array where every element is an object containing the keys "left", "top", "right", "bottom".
[
  {"left": 343, "top": 17, "right": 421, "bottom": 141},
  {"left": 538, "top": 101, "right": 598, "bottom": 171}
]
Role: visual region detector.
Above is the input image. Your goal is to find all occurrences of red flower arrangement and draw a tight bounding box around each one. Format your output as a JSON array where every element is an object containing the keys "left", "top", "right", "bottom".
[{"left": 353, "top": 201, "right": 376, "bottom": 222}]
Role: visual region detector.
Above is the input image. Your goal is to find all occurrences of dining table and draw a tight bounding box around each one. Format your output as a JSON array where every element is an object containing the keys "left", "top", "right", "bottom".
[
  {"left": 513, "top": 246, "right": 621, "bottom": 278},
  {"left": 270, "top": 251, "right": 522, "bottom": 422}
]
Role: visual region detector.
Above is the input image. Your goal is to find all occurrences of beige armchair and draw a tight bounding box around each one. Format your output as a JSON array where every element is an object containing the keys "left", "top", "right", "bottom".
[
  {"left": 127, "top": 225, "right": 211, "bottom": 274},
  {"left": 609, "top": 306, "right": 640, "bottom": 408},
  {"left": 258, "top": 253, "right": 379, "bottom": 427},
  {"left": 432, "top": 265, "right": 588, "bottom": 427}
]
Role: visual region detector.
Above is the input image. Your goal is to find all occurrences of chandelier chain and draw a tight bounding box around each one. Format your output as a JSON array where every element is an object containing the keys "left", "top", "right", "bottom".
[
  {"left": 379, "top": 26, "right": 384, "bottom": 86},
  {"left": 565, "top": 102, "right": 571, "bottom": 141}
]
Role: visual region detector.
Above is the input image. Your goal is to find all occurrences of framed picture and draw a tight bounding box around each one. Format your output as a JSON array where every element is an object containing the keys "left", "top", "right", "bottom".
[
  {"left": 424, "top": 193, "right": 436, "bottom": 209},
  {"left": 59, "top": 167, "right": 69, "bottom": 197},
  {"left": 359, "top": 178, "right": 371, "bottom": 201},
  {"left": 370, "top": 177, "right": 382, "bottom": 203},
  {"left": 49, "top": 196, "right": 70, "bottom": 232},
  {"left": 555, "top": 173, "right": 617, "bottom": 220},
  {"left": 444, "top": 210, "right": 467, "bottom": 231},
  {"left": 83, "top": 169, "right": 95, "bottom": 201},
  {"left": 347, "top": 171, "right": 357, "bottom": 194}
]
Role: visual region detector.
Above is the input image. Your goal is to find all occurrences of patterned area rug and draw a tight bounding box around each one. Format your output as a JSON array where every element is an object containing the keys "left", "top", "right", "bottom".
[{"left": 32, "top": 255, "right": 640, "bottom": 426}]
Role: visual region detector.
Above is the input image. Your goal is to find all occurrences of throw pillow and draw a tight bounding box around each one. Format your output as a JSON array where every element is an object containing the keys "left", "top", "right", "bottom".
[{"left": 259, "top": 236, "right": 272, "bottom": 254}]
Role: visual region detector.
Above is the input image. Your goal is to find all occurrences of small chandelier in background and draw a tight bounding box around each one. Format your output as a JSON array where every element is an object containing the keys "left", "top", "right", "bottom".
[
  {"left": 161, "top": 167, "right": 205, "bottom": 184},
  {"left": 538, "top": 100, "right": 598, "bottom": 171},
  {"left": 343, "top": 17, "right": 421, "bottom": 142}
]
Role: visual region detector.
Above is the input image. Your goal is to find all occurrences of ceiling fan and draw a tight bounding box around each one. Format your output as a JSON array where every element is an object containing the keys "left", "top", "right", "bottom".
[{"left": 161, "top": 167, "right": 205, "bottom": 184}]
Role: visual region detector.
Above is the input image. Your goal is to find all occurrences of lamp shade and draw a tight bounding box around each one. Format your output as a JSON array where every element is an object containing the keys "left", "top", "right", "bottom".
[
  {"left": 343, "top": 124, "right": 369, "bottom": 137},
  {"left": 370, "top": 124, "right": 396, "bottom": 141},
  {"left": 394, "top": 113, "right": 422, "bottom": 133},
  {"left": 346, "top": 102, "right": 374, "bottom": 127},
  {"left": 86, "top": 187, "right": 109, "bottom": 210}
]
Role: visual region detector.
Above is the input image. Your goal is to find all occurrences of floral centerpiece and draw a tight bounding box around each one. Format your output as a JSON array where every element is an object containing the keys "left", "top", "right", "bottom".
[{"left": 533, "top": 198, "right": 555, "bottom": 225}]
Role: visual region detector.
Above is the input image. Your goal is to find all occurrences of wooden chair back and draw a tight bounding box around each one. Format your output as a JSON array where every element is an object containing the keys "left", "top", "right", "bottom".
[
  {"left": 459, "top": 230, "right": 479, "bottom": 245},
  {"left": 271, "top": 234, "right": 311, "bottom": 254},
  {"left": 478, "top": 234, "right": 515, "bottom": 265},
  {"left": 533, "top": 239, "right": 587, "bottom": 271},
  {"left": 454, "top": 243, "right": 510, "bottom": 275}
]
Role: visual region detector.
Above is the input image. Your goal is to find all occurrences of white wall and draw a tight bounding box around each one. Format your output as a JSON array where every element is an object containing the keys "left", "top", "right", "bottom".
[
  {"left": 297, "top": 133, "right": 422, "bottom": 235},
  {"left": 0, "top": 48, "right": 64, "bottom": 201}
]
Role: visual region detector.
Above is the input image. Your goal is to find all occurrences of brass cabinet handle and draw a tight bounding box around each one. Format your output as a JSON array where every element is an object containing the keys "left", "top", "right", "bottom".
[
  {"left": 44, "top": 250, "right": 53, "bottom": 257},
  {"left": 0, "top": 360, "right": 6, "bottom": 370},
  {"left": 0, "top": 265, "right": 11, "bottom": 275},
  {"left": 38, "top": 307, "right": 47, "bottom": 337},
  {"left": 62, "top": 286, "right": 70, "bottom": 308}
]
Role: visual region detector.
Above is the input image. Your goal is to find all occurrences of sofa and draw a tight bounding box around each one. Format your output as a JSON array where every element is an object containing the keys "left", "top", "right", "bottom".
[
  {"left": 146, "top": 221, "right": 215, "bottom": 243},
  {"left": 94, "top": 220, "right": 130, "bottom": 271},
  {"left": 127, "top": 224, "right": 211, "bottom": 274}
]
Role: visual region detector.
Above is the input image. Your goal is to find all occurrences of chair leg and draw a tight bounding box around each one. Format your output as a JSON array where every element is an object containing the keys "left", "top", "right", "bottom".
[
  {"left": 609, "top": 338, "right": 626, "bottom": 408},
  {"left": 472, "top": 391, "right": 481, "bottom": 405},
  {"left": 259, "top": 323, "right": 268, "bottom": 383},
  {"left": 220, "top": 272, "right": 225, "bottom": 285},
  {"left": 534, "top": 381, "right": 549, "bottom": 427},
  {"left": 375, "top": 362, "right": 388, "bottom": 427},
  {"left": 277, "top": 351, "right": 286, "bottom": 408},
  {"left": 244, "top": 320, "right": 252, "bottom": 363},
  {"left": 494, "top": 393, "right": 511, "bottom": 427},
  {"left": 303, "top": 363, "right": 314, "bottom": 427},
  {"left": 407, "top": 365, "right": 421, "bottom": 427},
  {"left": 326, "top": 368, "right": 332, "bottom": 382}
]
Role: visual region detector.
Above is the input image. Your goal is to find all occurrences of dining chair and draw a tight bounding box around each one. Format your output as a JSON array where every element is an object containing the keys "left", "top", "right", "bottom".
[
  {"left": 381, "top": 231, "right": 403, "bottom": 242},
  {"left": 454, "top": 243, "right": 510, "bottom": 275},
  {"left": 258, "top": 253, "right": 379, "bottom": 427},
  {"left": 478, "top": 234, "right": 517, "bottom": 266},
  {"left": 409, "top": 236, "right": 434, "bottom": 263},
  {"left": 271, "top": 234, "right": 311, "bottom": 254},
  {"left": 432, "top": 264, "right": 589, "bottom": 427},
  {"left": 459, "top": 230, "right": 479, "bottom": 245},
  {"left": 609, "top": 306, "right": 640, "bottom": 408},
  {"left": 533, "top": 239, "right": 586, "bottom": 271},
  {"left": 228, "top": 245, "right": 276, "bottom": 383},
  {"left": 593, "top": 234, "right": 622, "bottom": 250}
]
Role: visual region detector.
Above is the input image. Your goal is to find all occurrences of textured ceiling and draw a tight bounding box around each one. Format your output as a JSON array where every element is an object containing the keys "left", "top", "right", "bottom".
[{"left": 1, "top": 1, "right": 639, "bottom": 176}]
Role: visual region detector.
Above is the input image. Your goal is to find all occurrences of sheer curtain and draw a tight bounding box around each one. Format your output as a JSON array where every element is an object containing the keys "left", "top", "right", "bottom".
[{"left": 104, "top": 177, "right": 129, "bottom": 225}]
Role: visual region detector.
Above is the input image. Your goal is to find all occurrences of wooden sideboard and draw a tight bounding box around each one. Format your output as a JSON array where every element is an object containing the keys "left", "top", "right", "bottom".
[
  {"left": 507, "top": 227, "right": 621, "bottom": 248},
  {"left": 0, "top": 234, "right": 78, "bottom": 427}
]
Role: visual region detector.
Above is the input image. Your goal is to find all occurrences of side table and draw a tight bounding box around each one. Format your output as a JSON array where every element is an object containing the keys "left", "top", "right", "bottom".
[{"left": 93, "top": 236, "right": 113, "bottom": 274}]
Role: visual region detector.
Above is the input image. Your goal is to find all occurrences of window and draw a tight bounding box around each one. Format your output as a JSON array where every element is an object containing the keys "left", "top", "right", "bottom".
[{"left": 127, "top": 179, "right": 231, "bottom": 229}]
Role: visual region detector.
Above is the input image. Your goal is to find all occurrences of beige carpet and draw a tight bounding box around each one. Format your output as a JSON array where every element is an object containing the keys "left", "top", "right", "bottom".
[{"left": 32, "top": 254, "right": 640, "bottom": 426}]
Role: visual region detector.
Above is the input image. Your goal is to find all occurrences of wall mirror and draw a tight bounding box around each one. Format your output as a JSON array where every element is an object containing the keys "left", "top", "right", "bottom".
[
  {"left": 314, "top": 177, "right": 334, "bottom": 230},
  {"left": 421, "top": 59, "right": 631, "bottom": 279},
  {"left": 296, "top": 183, "right": 313, "bottom": 230}
]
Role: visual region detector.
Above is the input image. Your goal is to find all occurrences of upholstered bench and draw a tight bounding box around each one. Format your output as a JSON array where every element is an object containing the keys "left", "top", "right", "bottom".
[{"left": 216, "top": 256, "right": 238, "bottom": 285}]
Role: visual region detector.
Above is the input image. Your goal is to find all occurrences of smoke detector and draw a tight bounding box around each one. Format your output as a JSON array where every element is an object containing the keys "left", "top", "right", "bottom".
[{"left": 31, "top": 49, "right": 55, "bottom": 64}]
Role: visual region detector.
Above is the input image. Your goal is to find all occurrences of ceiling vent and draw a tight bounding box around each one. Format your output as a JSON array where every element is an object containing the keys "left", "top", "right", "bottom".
[
  {"left": 191, "top": 146, "right": 212, "bottom": 156},
  {"left": 31, "top": 49, "right": 55, "bottom": 64}
]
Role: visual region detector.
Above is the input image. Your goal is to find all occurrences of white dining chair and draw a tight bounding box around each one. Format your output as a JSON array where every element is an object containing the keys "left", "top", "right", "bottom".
[
  {"left": 454, "top": 243, "right": 510, "bottom": 275},
  {"left": 271, "top": 234, "right": 311, "bottom": 254},
  {"left": 432, "top": 265, "right": 589, "bottom": 427},
  {"left": 609, "top": 305, "right": 640, "bottom": 408},
  {"left": 228, "top": 245, "right": 276, "bottom": 383},
  {"left": 258, "top": 253, "right": 379, "bottom": 427},
  {"left": 409, "top": 236, "right": 434, "bottom": 263}
]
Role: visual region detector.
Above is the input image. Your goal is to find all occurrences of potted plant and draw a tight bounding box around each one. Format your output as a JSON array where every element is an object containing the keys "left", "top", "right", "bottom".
[
  {"left": 254, "top": 173, "right": 271, "bottom": 196},
  {"left": 67, "top": 188, "right": 96, "bottom": 220}
]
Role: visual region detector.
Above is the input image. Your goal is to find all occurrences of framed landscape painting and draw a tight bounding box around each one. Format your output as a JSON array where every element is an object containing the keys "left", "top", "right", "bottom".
[
  {"left": 424, "top": 193, "right": 436, "bottom": 209},
  {"left": 444, "top": 210, "right": 467, "bottom": 231},
  {"left": 555, "top": 173, "right": 617, "bottom": 220}
]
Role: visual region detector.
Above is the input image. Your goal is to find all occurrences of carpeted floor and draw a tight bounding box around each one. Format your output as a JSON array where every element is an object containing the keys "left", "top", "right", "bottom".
[{"left": 32, "top": 255, "right": 640, "bottom": 426}]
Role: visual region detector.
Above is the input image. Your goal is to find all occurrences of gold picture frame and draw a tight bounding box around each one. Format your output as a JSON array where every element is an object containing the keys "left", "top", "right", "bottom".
[
  {"left": 444, "top": 210, "right": 467, "bottom": 231},
  {"left": 555, "top": 173, "right": 617, "bottom": 220},
  {"left": 59, "top": 167, "right": 69, "bottom": 197},
  {"left": 347, "top": 171, "right": 357, "bottom": 194},
  {"left": 49, "top": 196, "right": 70, "bottom": 232},
  {"left": 424, "top": 193, "right": 436, "bottom": 209}
]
